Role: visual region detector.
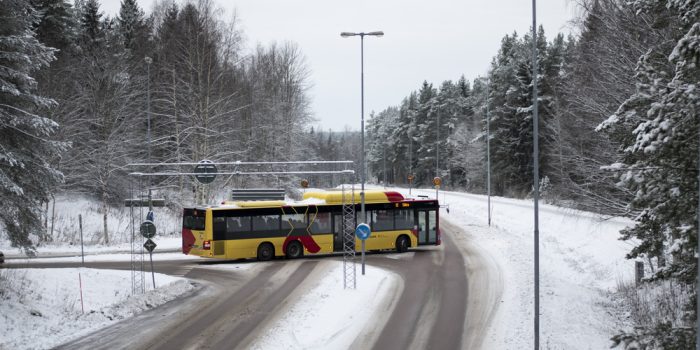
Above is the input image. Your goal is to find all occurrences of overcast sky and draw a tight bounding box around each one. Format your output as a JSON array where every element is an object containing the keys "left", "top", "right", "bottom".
[{"left": 100, "top": 0, "right": 579, "bottom": 131}]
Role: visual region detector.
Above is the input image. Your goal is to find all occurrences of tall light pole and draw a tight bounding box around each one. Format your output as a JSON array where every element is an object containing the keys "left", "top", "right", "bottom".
[
  {"left": 340, "top": 31, "right": 384, "bottom": 225},
  {"left": 531, "top": 1, "right": 541, "bottom": 349},
  {"left": 486, "top": 78, "right": 491, "bottom": 227},
  {"left": 383, "top": 139, "right": 387, "bottom": 188},
  {"left": 436, "top": 105, "right": 440, "bottom": 199}
]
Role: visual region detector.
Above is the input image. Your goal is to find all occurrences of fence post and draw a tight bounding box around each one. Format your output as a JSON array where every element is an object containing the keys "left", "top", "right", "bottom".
[
  {"left": 635, "top": 261, "right": 644, "bottom": 286},
  {"left": 79, "top": 214, "right": 84, "bottom": 266}
]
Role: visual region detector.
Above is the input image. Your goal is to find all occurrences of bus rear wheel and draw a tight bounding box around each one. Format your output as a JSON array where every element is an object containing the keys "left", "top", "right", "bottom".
[
  {"left": 257, "top": 243, "right": 274, "bottom": 261},
  {"left": 396, "top": 235, "right": 410, "bottom": 253},
  {"left": 286, "top": 240, "right": 304, "bottom": 259}
]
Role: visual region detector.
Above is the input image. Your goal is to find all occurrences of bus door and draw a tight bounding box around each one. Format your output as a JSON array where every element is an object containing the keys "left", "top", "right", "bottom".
[
  {"left": 416, "top": 209, "right": 438, "bottom": 245},
  {"left": 333, "top": 213, "right": 357, "bottom": 252},
  {"left": 333, "top": 214, "right": 343, "bottom": 252}
]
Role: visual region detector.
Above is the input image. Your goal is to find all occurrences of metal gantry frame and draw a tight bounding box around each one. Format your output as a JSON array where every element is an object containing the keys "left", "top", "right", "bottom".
[
  {"left": 126, "top": 160, "right": 358, "bottom": 292},
  {"left": 129, "top": 182, "right": 145, "bottom": 295},
  {"left": 342, "top": 184, "right": 356, "bottom": 289}
]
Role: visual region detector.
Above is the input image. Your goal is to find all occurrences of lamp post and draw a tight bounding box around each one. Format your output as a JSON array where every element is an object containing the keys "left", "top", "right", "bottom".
[
  {"left": 340, "top": 31, "right": 384, "bottom": 226},
  {"left": 436, "top": 105, "right": 440, "bottom": 199},
  {"left": 486, "top": 78, "right": 491, "bottom": 227},
  {"left": 531, "top": 1, "right": 541, "bottom": 348}
]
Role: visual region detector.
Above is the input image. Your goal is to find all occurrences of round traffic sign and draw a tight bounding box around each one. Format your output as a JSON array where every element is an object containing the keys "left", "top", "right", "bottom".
[
  {"left": 194, "top": 160, "right": 217, "bottom": 184},
  {"left": 407, "top": 174, "right": 415, "bottom": 183},
  {"left": 140, "top": 220, "right": 156, "bottom": 239},
  {"left": 300, "top": 179, "right": 309, "bottom": 188},
  {"left": 355, "top": 223, "right": 371, "bottom": 241},
  {"left": 433, "top": 176, "right": 442, "bottom": 187}
]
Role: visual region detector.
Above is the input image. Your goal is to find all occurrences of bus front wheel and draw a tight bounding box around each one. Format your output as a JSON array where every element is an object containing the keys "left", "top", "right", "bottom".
[
  {"left": 257, "top": 243, "right": 274, "bottom": 261},
  {"left": 396, "top": 235, "right": 410, "bottom": 253},
  {"left": 286, "top": 240, "right": 304, "bottom": 259}
]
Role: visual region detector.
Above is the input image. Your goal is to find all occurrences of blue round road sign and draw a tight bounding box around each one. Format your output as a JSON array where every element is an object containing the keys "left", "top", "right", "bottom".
[{"left": 355, "top": 223, "right": 371, "bottom": 240}]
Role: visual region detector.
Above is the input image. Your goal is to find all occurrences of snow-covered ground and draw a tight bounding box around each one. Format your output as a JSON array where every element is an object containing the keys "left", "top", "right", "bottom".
[
  {"left": 0, "top": 268, "right": 194, "bottom": 350},
  {"left": 250, "top": 263, "right": 401, "bottom": 350},
  {"left": 404, "top": 188, "right": 635, "bottom": 349},
  {"left": 0, "top": 188, "right": 635, "bottom": 349},
  {"left": 0, "top": 193, "right": 182, "bottom": 255}
]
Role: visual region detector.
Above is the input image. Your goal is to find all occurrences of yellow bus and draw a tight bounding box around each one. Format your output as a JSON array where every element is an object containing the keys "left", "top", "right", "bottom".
[{"left": 182, "top": 190, "right": 440, "bottom": 261}]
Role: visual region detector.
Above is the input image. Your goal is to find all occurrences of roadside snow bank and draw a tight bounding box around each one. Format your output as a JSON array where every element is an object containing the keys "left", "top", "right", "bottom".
[
  {"left": 0, "top": 268, "right": 194, "bottom": 350},
  {"left": 250, "top": 262, "right": 401, "bottom": 350}
]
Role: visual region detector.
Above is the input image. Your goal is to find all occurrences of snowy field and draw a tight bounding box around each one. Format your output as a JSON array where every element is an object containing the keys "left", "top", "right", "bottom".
[{"left": 403, "top": 187, "right": 635, "bottom": 349}]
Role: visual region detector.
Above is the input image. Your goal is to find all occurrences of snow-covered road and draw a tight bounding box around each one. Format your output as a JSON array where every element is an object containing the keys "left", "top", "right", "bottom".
[
  {"left": 1, "top": 188, "right": 635, "bottom": 349},
  {"left": 404, "top": 188, "right": 635, "bottom": 348}
]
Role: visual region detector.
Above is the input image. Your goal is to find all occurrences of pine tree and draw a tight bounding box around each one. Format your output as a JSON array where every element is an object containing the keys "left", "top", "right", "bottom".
[
  {"left": 601, "top": 0, "right": 700, "bottom": 347},
  {"left": 0, "top": 0, "right": 65, "bottom": 250}
]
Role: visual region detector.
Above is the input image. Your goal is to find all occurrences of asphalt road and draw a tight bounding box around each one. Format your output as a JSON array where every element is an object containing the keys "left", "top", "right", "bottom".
[{"left": 3, "top": 221, "right": 501, "bottom": 350}]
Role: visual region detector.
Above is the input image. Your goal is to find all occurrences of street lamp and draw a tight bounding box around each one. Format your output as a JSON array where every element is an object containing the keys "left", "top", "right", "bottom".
[{"left": 340, "top": 31, "right": 384, "bottom": 225}]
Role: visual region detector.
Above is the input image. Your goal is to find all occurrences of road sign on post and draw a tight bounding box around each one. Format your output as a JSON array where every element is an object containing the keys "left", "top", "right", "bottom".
[
  {"left": 194, "top": 160, "right": 217, "bottom": 184},
  {"left": 433, "top": 176, "right": 442, "bottom": 200},
  {"left": 143, "top": 238, "right": 157, "bottom": 290},
  {"left": 355, "top": 223, "right": 371, "bottom": 240},
  {"left": 356, "top": 223, "right": 371, "bottom": 276},
  {"left": 143, "top": 238, "right": 157, "bottom": 252},
  {"left": 140, "top": 220, "right": 156, "bottom": 239}
]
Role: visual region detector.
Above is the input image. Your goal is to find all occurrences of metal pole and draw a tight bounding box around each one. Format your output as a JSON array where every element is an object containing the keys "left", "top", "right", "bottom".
[
  {"left": 409, "top": 129, "right": 413, "bottom": 195},
  {"left": 79, "top": 214, "right": 84, "bottom": 266},
  {"left": 486, "top": 79, "right": 492, "bottom": 227},
  {"left": 436, "top": 106, "right": 440, "bottom": 199},
  {"left": 360, "top": 34, "right": 366, "bottom": 224},
  {"left": 696, "top": 104, "right": 699, "bottom": 349},
  {"left": 150, "top": 252, "right": 156, "bottom": 289},
  {"left": 361, "top": 240, "right": 365, "bottom": 275},
  {"left": 146, "top": 57, "right": 152, "bottom": 168},
  {"left": 383, "top": 141, "right": 386, "bottom": 188},
  {"left": 531, "top": 1, "right": 541, "bottom": 348}
]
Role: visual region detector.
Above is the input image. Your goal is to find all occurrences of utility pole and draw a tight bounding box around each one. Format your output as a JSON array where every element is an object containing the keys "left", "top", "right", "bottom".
[
  {"left": 531, "top": 1, "right": 541, "bottom": 349},
  {"left": 487, "top": 78, "right": 491, "bottom": 227}
]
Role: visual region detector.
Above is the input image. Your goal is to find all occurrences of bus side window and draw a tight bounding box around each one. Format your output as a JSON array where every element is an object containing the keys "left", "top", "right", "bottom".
[
  {"left": 227, "top": 217, "right": 250, "bottom": 233},
  {"left": 395, "top": 209, "right": 413, "bottom": 230},
  {"left": 213, "top": 217, "right": 226, "bottom": 240},
  {"left": 310, "top": 212, "right": 331, "bottom": 233},
  {"left": 371, "top": 210, "right": 393, "bottom": 231}
]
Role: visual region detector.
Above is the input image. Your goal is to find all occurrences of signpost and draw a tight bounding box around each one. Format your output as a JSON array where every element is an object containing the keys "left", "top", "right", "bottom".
[
  {"left": 144, "top": 239, "right": 157, "bottom": 253},
  {"left": 194, "top": 160, "right": 217, "bottom": 184},
  {"left": 139, "top": 220, "right": 156, "bottom": 239},
  {"left": 355, "top": 223, "right": 371, "bottom": 275},
  {"left": 408, "top": 174, "right": 415, "bottom": 195},
  {"left": 140, "top": 220, "right": 157, "bottom": 289},
  {"left": 433, "top": 176, "right": 442, "bottom": 200}
]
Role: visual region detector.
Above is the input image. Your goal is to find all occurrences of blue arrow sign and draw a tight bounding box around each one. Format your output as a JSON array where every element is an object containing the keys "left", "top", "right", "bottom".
[{"left": 355, "top": 223, "right": 371, "bottom": 241}]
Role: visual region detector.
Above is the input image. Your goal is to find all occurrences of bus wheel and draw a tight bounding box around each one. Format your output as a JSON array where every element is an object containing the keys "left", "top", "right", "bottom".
[
  {"left": 396, "top": 235, "right": 410, "bottom": 253},
  {"left": 286, "top": 240, "right": 304, "bottom": 259},
  {"left": 257, "top": 243, "right": 274, "bottom": 261}
]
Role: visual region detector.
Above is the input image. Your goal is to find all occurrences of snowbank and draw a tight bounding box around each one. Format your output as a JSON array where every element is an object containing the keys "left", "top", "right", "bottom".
[{"left": 0, "top": 268, "right": 194, "bottom": 350}]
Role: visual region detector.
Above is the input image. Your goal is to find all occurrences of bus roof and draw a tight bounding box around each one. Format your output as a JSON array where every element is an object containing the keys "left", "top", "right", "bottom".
[{"left": 185, "top": 190, "right": 436, "bottom": 211}]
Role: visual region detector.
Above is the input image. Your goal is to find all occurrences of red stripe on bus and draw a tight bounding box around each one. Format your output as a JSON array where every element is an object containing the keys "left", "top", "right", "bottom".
[
  {"left": 384, "top": 191, "right": 404, "bottom": 202},
  {"left": 283, "top": 235, "right": 321, "bottom": 254},
  {"left": 182, "top": 228, "right": 195, "bottom": 254}
]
